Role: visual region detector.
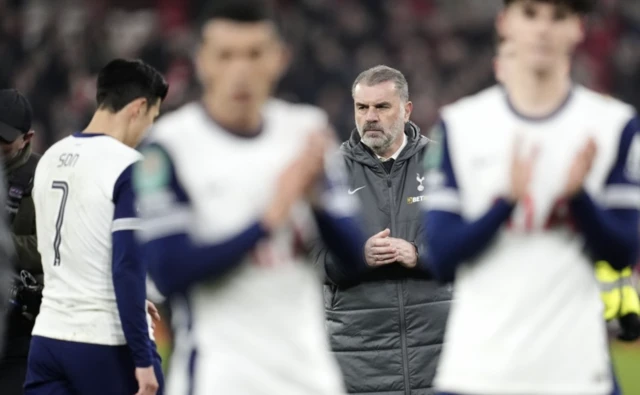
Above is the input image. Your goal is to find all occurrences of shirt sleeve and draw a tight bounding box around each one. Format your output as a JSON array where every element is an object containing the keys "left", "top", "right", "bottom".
[
  {"left": 569, "top": 116, "right": 640, "bottom": 270},
  {"left": 311, "top": 147, "right": 368, "bottom": 281},
  {"left": 133, "top": 143, "right": 268, "bottom": 297},
  {"left": 111, "top": 163, "right": 153, "bottom": 368},
  {"left": 422, "top": 120, "right": 515, "bottom": 282}
]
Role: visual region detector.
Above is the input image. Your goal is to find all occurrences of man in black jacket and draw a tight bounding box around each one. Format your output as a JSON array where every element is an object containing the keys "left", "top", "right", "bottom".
[
  {"left": 313, "top": 65, "right": 452, "bottom": 395},
  {"left": 0, "top": 89, "right": 42, "bottom": 394}
]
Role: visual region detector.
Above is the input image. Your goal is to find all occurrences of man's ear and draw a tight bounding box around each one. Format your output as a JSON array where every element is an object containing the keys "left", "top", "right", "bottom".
[
  {"left": 278, "top": 44, "right": 293, "bottom": 79},
  {"left": 195, "top": 43, "right": 208, "bottom": 85},
  {"left": 404, "top": 101, "right": 413, "bottom": 122},
  {"left": 128, "top": 98, "right": 147, "bottom": 119},
  {"left": 23, "top": 131, "right": 35, "bottom": 143},
  {"left": 575, "top": 17, "right": 586, "bottom": 44}
]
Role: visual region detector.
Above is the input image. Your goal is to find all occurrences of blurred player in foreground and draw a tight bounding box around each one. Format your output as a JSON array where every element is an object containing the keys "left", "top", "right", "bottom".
[
  {"left": 498, "top": 30, "right": 640, "bottom": 384},
  {"left": 493, "top": 33, "right": 630, "bottom": 395},
  {"left": 25, "top": 59, "right": 168, "bottom": 395},
  {"left": 423, "top": 0, "right": 639, "bottom": 394},
  {"left": 133, "top": 1, "right": 367, "bottom": 394}
]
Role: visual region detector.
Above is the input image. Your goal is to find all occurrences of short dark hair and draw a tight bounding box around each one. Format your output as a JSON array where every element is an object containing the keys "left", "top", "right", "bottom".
[
  {"left": 503, "top": 0, "right": 595, "bottom": 14},
  {"left": 96, "top": 59, "right": 169, "bottom": 113},
  {"left": 198, "top": 0, "right": 277, "bottom": 35}
]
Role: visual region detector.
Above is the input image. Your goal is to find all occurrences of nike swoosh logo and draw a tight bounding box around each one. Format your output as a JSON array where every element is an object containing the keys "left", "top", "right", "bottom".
[{"left": 348, "top": 186, "right": 366, "bottom": 195}]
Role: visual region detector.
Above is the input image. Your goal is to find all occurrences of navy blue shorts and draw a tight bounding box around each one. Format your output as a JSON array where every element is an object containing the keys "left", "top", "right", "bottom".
[{"left": 24, "top": 335, "right": 164, "bottom": 395}]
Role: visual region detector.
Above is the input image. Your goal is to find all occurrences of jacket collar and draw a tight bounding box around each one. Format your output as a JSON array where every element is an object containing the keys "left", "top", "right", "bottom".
[
  {"left": 341, "top": 121, "right": 427, "bottom": 167},
  {"left": 378, "top": 133, "right": 407, "bottom": 161}
]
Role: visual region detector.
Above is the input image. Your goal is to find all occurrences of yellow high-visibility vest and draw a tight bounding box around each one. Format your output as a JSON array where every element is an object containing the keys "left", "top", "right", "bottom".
[{"left": 595, "top": 261, "right": 640, "bottom": 321}]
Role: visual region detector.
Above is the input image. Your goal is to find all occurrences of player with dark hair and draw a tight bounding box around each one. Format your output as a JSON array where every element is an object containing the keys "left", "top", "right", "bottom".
[
  {"left": 422, "top": 0, "right": 637, "bottom": 394},
  {"left": 24, "top": 59, "right": 168, "bottom": 395},
  {"left": 133, "top": 1, "right": 366, "bottom": 394},
  {"left": 96, "top": 59, "right": 170, "bottom": 114}
]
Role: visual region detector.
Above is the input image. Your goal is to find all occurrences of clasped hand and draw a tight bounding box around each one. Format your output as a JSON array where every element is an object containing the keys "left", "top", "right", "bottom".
[{"left": 364, "top": 229, "right": 417, "bottom": 268}]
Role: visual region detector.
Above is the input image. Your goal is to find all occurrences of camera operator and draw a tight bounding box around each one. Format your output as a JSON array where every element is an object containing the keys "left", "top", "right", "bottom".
[{"left": 0, "top": 89, "right": 42, "bottom": 393}]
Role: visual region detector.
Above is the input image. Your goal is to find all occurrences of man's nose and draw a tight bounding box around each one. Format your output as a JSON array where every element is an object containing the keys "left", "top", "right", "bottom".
[
  {"left": 365, "top": 108, "right": 379, "bottom": 122},
  {"left": 534, "top": 18, "right": 553, "bottom": 39}
]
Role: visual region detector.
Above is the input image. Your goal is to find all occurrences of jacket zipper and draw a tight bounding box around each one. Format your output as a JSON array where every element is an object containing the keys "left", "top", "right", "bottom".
[
  {"left": 387, "top": 172, "right": 410, "bottom": 394},
  {"left": 387, "top": 178, "right": 395, "bottom": 233},
  {"left": 397, "top": 283, "right": 410, "bottom": 394}
]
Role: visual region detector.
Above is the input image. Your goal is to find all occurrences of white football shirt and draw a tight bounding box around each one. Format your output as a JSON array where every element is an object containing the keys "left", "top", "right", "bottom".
[
  {"left": 135, "top": 99, "right": 352, "bottom": 395},
  {"left": 32, "top": 133, "right": 153, "bottom": 346},
  {"left": 424, "top": 85, "right": 639, "bottom": 395}
]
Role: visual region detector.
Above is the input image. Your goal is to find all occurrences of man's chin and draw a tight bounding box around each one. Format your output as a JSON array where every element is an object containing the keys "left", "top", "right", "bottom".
[{"left": 362, "top": 137, "right": 387, "bottom": 150}]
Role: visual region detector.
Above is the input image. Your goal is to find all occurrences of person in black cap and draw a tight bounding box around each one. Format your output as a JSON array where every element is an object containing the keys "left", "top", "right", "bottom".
[{"left": 0, "top": 88, "right": 43, "bottom": 394}]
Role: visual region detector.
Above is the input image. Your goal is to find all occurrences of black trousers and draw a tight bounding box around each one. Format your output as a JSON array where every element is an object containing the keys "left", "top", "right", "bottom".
[{"left": 0, "top": 335, "right": 31, "bottom": 395}]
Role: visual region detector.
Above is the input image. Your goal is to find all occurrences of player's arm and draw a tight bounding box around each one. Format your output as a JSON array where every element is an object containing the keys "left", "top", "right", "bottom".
[
  {"left": 310, "top": 148, "right": 368, "bottom": 285},
  {"left": 569, "top": 117, "right": 640, "bottom": 270},
  {"left": 423, "top": 120, "right": 515, "bottom": 282},
  {"left": 133, "top": 144, "right": 269, "bottom": 297},
  {"left": 111, "top": 164, "right": 153, "bottom": 368}
]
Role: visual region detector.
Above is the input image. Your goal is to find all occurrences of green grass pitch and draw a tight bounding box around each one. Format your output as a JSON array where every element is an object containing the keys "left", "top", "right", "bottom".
[
  {"left": 158, "top": 341, "right": 640, "bottom": 391},
  {"left": 611, "top": 340, "right": 640, "bottom": 394}
]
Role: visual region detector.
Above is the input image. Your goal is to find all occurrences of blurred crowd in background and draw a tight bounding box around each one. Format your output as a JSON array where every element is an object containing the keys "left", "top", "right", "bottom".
[{"left": 1, "top": 0, "right": 640, "bottom": 150}]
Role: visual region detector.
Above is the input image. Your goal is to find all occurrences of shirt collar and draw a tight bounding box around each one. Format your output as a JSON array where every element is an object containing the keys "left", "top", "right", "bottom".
[{"left": 378, "top": 133, "right": 407, "bottom": 161}]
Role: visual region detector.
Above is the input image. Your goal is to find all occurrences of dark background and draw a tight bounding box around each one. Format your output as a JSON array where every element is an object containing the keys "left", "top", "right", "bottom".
[{"left": 1, "top": 0, "right": 639, "bottom": 150}]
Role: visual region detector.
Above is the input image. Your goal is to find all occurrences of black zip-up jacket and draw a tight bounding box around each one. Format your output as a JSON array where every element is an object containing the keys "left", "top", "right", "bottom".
[
  {"left": 3, "top": 144, "right": 41, "bottom": 354},
  {"left": 312, "top": 122, "right": 452, "bottom": 395}
]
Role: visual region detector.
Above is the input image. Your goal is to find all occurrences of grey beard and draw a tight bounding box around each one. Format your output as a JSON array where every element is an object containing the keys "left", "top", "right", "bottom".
[{"left": 362, "top": 134, "right": 394, "bottom": 156}]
